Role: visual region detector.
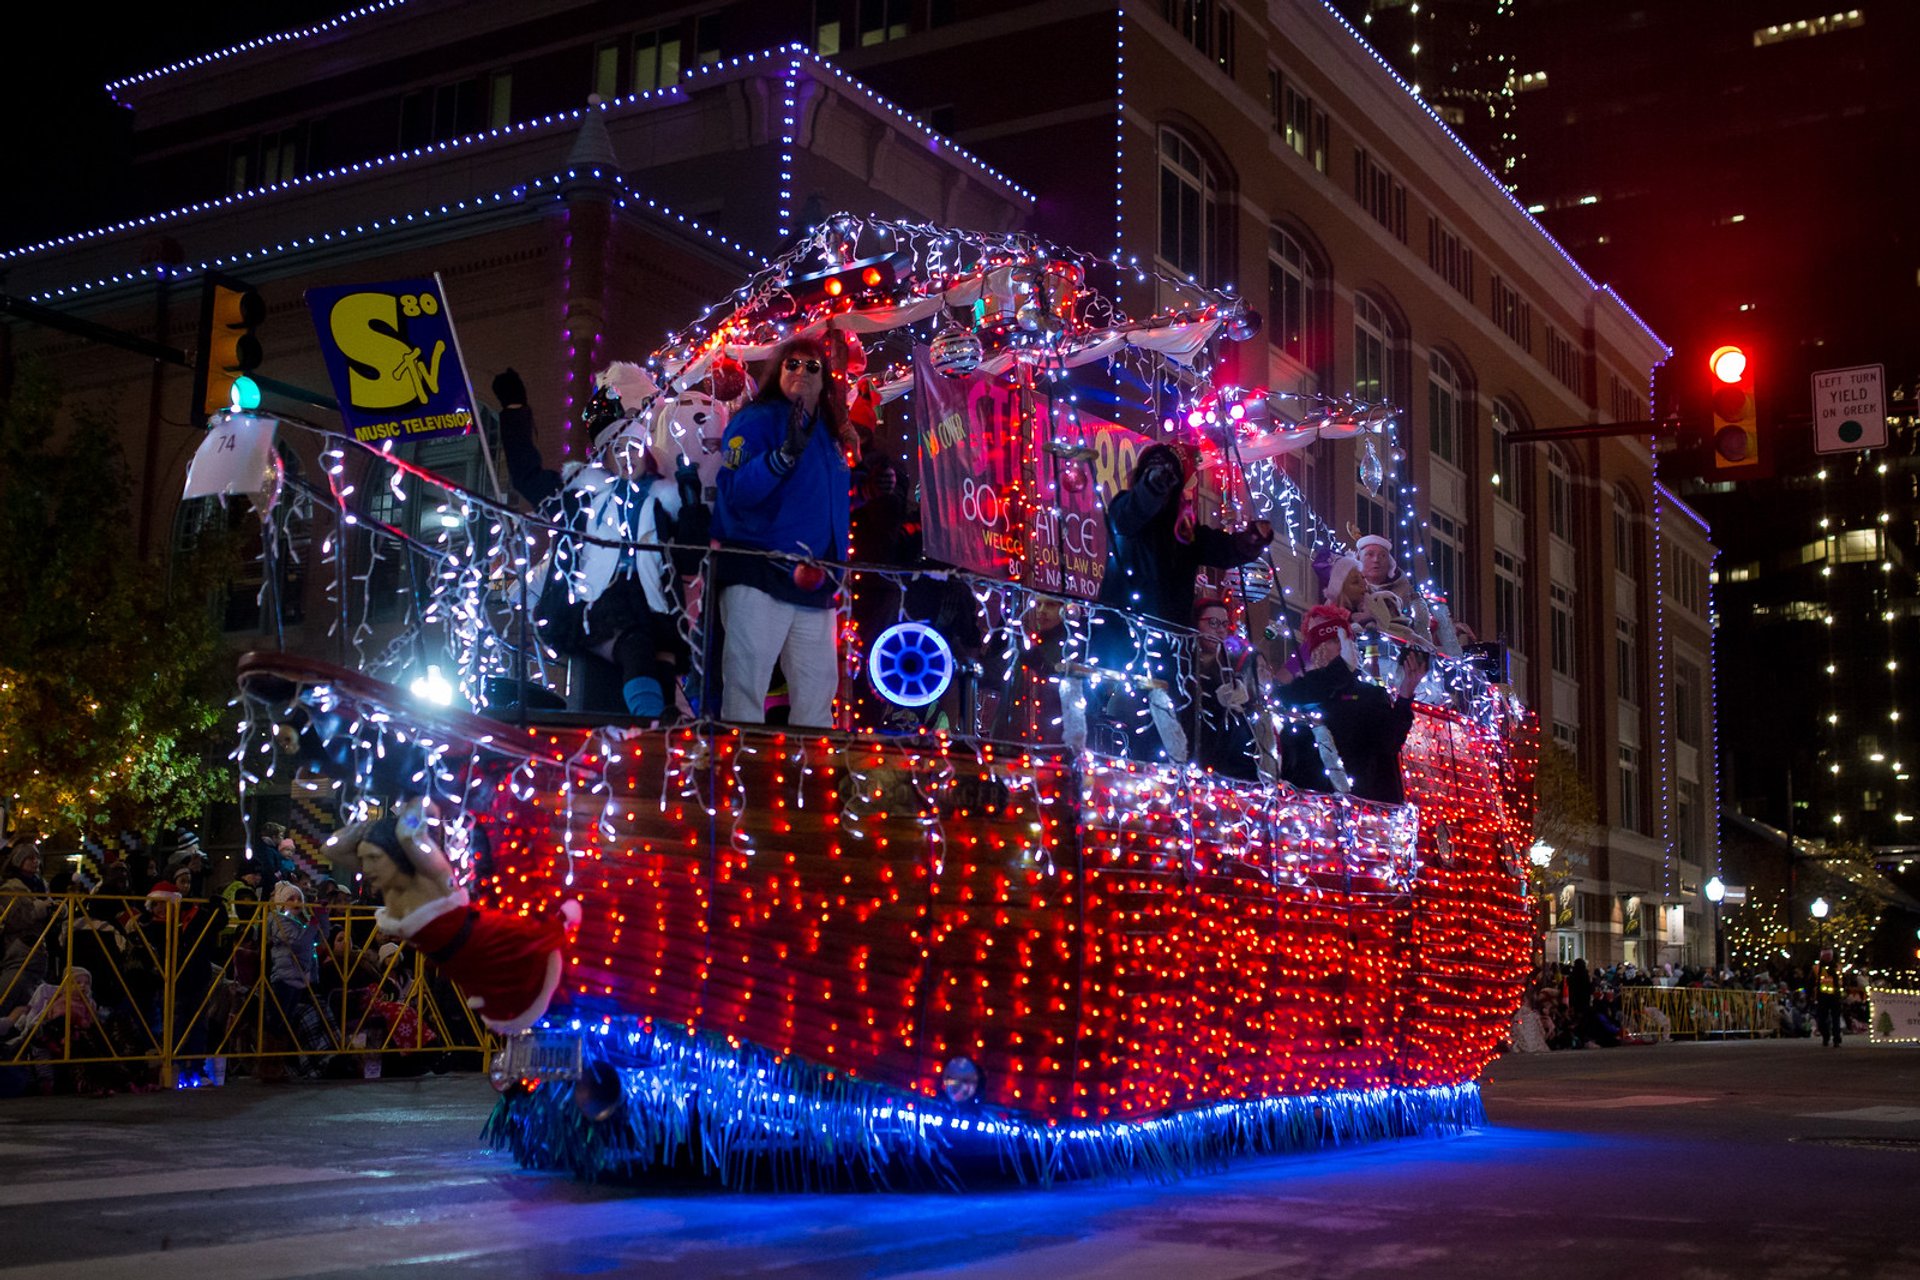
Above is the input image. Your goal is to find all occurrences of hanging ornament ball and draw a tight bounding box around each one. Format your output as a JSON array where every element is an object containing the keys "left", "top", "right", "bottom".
[
  {"left": 929, "top": 327, "right": 984, "bottom": 378},
  {"left": 749, "top": 320, "right": 782, "bottom": 346},
  {"left": 1060, "top": 459, "right": 1090, "bottom": 493},
  {"left": 709, "top": 356, "right": 748, "bottom": 403},
  {"left": 792, "top": 562, "right": 829, "bottom": 593},
  {"left": 1016, "top": 301, "right": 1045, "bottom": 332}
]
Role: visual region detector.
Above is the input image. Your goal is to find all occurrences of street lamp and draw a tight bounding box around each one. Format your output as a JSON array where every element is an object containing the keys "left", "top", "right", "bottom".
[
  {"left": 1705, "top": 876, "right": 1728, "bottom": 970},
  {"left": 1528, "top": 840, "right": 1556, "bottom": 868},
  {"left": 1811, "top": 896, "right": 1830, "bottom": 920}
]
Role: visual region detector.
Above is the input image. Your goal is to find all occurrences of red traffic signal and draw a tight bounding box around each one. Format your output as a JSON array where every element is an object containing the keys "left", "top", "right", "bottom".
[{"left": 1707, "top": 343, "right": 1757, "bottom": 471}]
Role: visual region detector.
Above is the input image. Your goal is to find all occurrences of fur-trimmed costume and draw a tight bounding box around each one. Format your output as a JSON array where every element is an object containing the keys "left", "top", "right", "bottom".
[{"left": 377, "top": 891, "right": 581, "bottom": 1035}]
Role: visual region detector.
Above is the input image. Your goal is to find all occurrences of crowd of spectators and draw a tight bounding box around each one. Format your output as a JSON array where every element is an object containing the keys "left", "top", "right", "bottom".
[
  {"left": 1510, "top": 955, "right": 1878, "bottom": 1052},
  {"left": 1, "top": 829, "right": 473, "bottom": 1098}
]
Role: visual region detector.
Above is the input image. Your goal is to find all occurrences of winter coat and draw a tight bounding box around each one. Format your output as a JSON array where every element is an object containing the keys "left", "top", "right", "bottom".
[
  {"left": 1095, "top": 446, "right": 1260, "bottom": 629},
  {"left": 713, "top": 399, "right": 851, "bottom": 607},
  {"left": 268, "top": 909, "right": 324, "bottom": 991},
  {"left": 1281, "top": 660, "right": 1417, "bottom": 804}
]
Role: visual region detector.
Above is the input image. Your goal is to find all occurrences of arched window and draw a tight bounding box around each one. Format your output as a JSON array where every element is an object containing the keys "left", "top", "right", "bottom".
[
  {"left": 1429, "top": 350, "right": 1463, "bottom": 468},
  {"left": 1547, "top": 447, "right": 1575, "bottom": 544},
  {"left": 1353, "top": 294, "right": 1397, "bottom": 405},
  {"left": 1612, "top": 485, "right": 1639, "bottom": 582},
  {"left": 1491, "top": 399, "right": 1529, "bottom": 511},
  {"left": 1267, "top": 224, "right": 1321, "bottom": 371},
  {"left": 1159, "top": 129, "right": 1222, "bottom": 285}
]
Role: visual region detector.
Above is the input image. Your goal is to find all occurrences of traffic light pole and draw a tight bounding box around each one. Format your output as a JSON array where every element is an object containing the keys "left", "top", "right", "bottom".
[{"left": 1504, "top": 418, "right": 1679, "bottom": 445}]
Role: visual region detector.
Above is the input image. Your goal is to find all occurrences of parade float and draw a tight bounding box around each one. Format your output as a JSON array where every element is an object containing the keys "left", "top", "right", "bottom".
[{"left": 204, "top": 213, "right": 1537, "bottom": 1189}]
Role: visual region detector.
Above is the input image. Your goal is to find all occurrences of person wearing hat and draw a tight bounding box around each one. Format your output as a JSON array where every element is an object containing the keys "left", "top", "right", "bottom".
[
  {"left": 1280, "top": 604, "right": 1427, "bottom": 804},
  {"left": 496, "top": 363, "right": 713, "bottom": 725},
  {"left": 335, "top": 812, "right": 578, "bottom": 1035},
  {"left": 1090, "top": 443, "right": 1274, "bottom": 761},
  {"left": 1, "top": 843, "right": 55, "bottom": 1012},
  {"left": 165, "top": 833, "right": 208, "bottom": 899}
]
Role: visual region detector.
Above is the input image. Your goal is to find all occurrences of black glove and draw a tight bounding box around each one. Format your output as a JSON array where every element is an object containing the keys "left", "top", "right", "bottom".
[
  {"left": 676, "top": 459, "right": 703, "bottom": 508},
  {"left": 492, "top": 368, "right": 527, "bottom": 408},
  {"left": 1135, "top": 456, "right": 1182, "bottom": 509},
  {"left": 1232, "top": 519, "right": 1276, "bottom": 561},
  {"left": 780, "top": 399, "right": 813, "bottom": 461}
]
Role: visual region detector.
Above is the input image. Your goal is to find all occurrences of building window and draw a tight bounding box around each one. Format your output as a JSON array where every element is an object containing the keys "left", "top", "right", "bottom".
[
  {"left": 1490, "top": 274, "right": 1532, "bottom": 349},
  {"left": 632, "top": 25, "right": 684, "bottom": 91},
  {"left": 1676, "top": 658, "right": 1703, "bottom": 746},
  {"left": 593, "top": 41, "right": 621, "bottom": 99},
  {"left": 815, "top": 0, "right": 842, "bottom": 54},
  {"left": 1357, "top": 492, "right": 1393, "bottom": 540},
  {"left": 1667, "top": 545, "right": 1708, "bottom": 616},
  {"left": 860, "top": 0, "right": 911, "bottom": 45},
  {"left": 1166, "top": 0, "right": 1237, "bottom": 71},
  {"left": 1754, "top": 11, "right": 1866, "bottom": 46},
  {"left": 1426, "top": 217, "right": 1475, "bottom": 301},
  {"left": 1271, "top": 72, "right": 1329, "bottom": 173},
  {"left": 1546, "top": 325, "right": 1583, "bottom": 397},
  {"left": 1618, "top": 745, "right": 1642, "bottom": 833},
  {"left": 1613, "top": 487, "right": 1638, "bottom": 581},
  {"left": 1547, "top": 450, "right": 1574, "bottom": 543},
  {"left": 1552, "top": 720, "right": 1578, "bottom": 752},
  {"left": 1159, "top": 129, "right": 1225, "bottom": 285},
  {"left": 1353, "top": 294, "right": 1398, "bottom": 407},
  {"left": 1353, "top": 147, "right": 1408, "bottom": 241},
  {"left": 1616, "top": 616, "right": 1637, "bottom": 703},
  {"left": 488, "top": 71, "right": 513, "bottom": 128},
  {"left": 1676, "top": 777, "right": 1702, "bottom": 858},
  {"left": 1495, "top": 548, "right": 1525, "bottom": 654},
  {"left": 695, "top": 13, "right": 723, "bottom": 65},
  {"left": 1609, "top": 372, "right": 1645, "bottom": 425},
  {"left": 1267, "top": 225, "right": 1320, "bottom": 369},
  {"left": 1430, "top": 511, "right": 1464, "bottom": 612},
  {"left": 1492, "top": 400, "right": 1529, "bottom": 511},
  {"left": 230, "top": 125, "right": 313, "bottom": 192},
  {"left": 1429, "top": 351, "right": 1463, "bottom": 468},
  {"left": 1550, "top": 582, "right": 1576, "bottom": 677},
  {"left": 1215, "top": 5, "right": 1235, "bottom": 74}
]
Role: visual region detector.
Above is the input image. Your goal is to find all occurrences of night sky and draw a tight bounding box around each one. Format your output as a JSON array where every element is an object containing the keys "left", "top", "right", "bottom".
[{"left": 1, "top": 2, "right": 342, "bottom": 248}]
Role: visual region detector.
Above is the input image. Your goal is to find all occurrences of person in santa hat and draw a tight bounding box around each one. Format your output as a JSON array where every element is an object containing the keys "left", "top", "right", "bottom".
[
  {"left": 337, "top": 813, "right": 578, "bottom": 1036},
  {"left": 1281, "top": 603, "right": 1427, "bottom": 804},
  {"left": 1351, "top": 534, "right": 1431, "bottom": 645}
]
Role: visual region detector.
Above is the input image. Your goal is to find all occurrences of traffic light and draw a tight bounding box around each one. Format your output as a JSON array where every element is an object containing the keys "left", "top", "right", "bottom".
[
  {"left": 195, "top": 275, "right": 265, "bottom": 417},
  {"left": 1708, "top": 343, "right": 1757, "bottom": 471}
]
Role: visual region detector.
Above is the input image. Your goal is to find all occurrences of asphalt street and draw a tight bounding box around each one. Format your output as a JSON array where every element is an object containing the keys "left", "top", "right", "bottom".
[{"left": 0, "top": 1039, "right": 1916, "bottom": 1279}]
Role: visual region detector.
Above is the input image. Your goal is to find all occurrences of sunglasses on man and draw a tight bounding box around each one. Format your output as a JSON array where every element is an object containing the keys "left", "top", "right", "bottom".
[{"left": 783, "top": 358, "right": 824, "bottom": 374}]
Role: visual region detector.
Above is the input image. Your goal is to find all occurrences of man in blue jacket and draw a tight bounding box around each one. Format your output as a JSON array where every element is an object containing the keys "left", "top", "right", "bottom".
[{"left": 712, "top": 337, "right": 854, "bottom": 727}]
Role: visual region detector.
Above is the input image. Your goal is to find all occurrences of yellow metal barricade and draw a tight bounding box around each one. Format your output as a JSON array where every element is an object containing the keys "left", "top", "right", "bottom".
[
  {"left": 1, "top": 892, "right": 495, "bottom": 1091},
  {"left": 1618, "top": 985, "right": 1780, "bottom": 1040}
]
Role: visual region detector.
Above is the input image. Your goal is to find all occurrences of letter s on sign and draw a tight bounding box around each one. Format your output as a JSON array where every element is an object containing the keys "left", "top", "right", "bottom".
[{"left": 329, "top": 292, "right": 417, "bottom": 411}]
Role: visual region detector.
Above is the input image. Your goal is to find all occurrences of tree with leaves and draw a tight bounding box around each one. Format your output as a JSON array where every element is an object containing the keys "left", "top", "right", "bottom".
[{"left": 0, "top": 363, "right": 235, "bottom": 843}]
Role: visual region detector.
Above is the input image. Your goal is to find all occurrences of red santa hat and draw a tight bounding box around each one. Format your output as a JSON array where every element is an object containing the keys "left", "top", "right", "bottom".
[{"left": 1301, "top": 604, "right": 1352, "bottom": 656}]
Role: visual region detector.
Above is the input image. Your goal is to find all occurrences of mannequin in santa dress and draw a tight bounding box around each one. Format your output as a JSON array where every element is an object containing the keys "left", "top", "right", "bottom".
[{"left": 337, "top": 814, "right": 579, "bottom": 1036}]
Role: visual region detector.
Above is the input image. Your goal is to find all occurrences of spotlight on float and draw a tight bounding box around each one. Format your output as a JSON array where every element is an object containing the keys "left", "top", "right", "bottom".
[
  {"left": 409, "top": 664, "right": 454, "bottom": 707},
  {"left": 1705, "top": 876, "right": 1726, "bottom": 904},
  {"left": 1528, "top": 840, "right": 1556, "bottom": 868},
  {"left": 868, "top": 621, "right": 955, "bottom": 709},
  {"left": 1811, "top": 896, "right": 1830, "bottom": 920}
]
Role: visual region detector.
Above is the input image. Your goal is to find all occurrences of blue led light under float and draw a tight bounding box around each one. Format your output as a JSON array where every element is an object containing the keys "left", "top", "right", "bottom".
[{"left": 869, "top": 621, "right": 954, "bottom": 708}]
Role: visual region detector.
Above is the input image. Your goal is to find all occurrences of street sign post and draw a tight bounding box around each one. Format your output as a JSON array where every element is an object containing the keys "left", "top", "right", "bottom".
[{"left": 1812, "top": 363, "right": 1887, "bottom": 454}]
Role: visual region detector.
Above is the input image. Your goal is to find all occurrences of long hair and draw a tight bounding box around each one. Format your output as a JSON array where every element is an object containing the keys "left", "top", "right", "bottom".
[{"left": 753, "top": 336, "right": 847, "bottom": 436}]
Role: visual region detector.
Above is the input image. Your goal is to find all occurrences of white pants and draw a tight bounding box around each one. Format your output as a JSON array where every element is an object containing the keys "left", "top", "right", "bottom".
[{"left": 719, "top": 584, "right": 839, "bottom": 727}]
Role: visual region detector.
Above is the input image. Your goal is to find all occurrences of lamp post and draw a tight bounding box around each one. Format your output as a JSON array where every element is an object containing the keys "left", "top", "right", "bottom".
[
  {"left": 1529, "top": 842, "right": 1556, "bottom": 962},
  {"left": 1705, "top": 875, "right": 1726, "bottom": 970},
  {"left": 1811, "top": 895, "right": 1830, "bottom": 951}
]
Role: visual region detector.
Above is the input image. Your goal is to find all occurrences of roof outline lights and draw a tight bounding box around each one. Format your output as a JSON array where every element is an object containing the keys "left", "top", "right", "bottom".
[
  {"left": 29, "top": 47, "right": 1024, "bottom": 266},
  {"left": 25, "top": 172, "right": 757, "bottom": 304},
  {"left": 1312, "top": 0, "right": 1667, "bottom": 355},
  {"left": 105, "top": 0, "right": 416, "bottom": 100}
]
